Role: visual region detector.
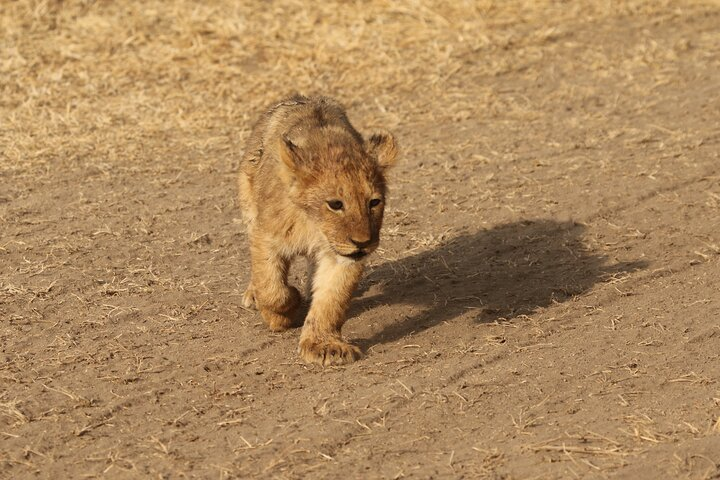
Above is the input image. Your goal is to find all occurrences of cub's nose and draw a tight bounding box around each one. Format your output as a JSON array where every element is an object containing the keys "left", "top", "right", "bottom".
[{"left": 349, "top": 237, "right": 373, "bottom": 249}]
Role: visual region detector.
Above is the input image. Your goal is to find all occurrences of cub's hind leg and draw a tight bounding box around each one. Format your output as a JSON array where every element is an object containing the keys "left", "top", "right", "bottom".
[
  {"left": 242, "top": 283, "right": 256, "bottom": 309},
  {"left": 299, "top": 254, "right": 363, "bottom": 366},
  {"left": 304, "top": 255, "right": 317, "bottom": 301},
  {"left": 249, "top": 236, "right": 302, "bottom": 331},
  {"left": 238, "top": 170, "right": 260, "bottom": 311}
]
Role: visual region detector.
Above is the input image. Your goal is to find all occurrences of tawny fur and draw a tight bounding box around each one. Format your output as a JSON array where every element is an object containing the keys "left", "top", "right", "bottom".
[{"left": 238, "top": 95, "right": 398, "bottom": 366}]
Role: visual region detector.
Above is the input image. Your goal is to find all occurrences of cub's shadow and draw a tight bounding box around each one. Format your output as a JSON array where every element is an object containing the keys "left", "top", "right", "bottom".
[{"left": 351, "top": 219, "right": 646, "bottom": 348}]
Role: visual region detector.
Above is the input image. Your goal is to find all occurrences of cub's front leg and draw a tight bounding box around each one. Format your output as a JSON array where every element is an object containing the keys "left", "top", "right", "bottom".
[
  {"left": 248, "top": 235, "right": 302, "bottom": 332},
  {"left": 299, "top": 254, "right": 364, "bottom": 366}
]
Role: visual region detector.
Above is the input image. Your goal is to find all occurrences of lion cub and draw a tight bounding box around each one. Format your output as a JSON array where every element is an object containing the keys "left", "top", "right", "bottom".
[{"left": 238, "top": 95, "right": 398, "bottom": 366}]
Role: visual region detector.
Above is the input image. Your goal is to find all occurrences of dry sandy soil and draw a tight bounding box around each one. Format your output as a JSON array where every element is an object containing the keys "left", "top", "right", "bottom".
[{"left": 2, "top": 1, "right": 720, "bottom": 478}]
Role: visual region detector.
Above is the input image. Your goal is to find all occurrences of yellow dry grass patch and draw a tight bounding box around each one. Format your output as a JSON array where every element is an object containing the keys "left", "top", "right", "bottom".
[{"left": 3, "top": 0, "right": 713, "bottom": 174}]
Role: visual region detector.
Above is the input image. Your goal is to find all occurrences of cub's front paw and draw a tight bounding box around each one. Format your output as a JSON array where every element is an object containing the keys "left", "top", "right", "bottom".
[
  {"left": 299, "top": 337, "right": 362, "bottom": 366},
  {"left": 261, "top": 309, "right": 297, "bottom": 332},
  {"left": 258, "top": 286, "right": 302, "bottom": 332}
]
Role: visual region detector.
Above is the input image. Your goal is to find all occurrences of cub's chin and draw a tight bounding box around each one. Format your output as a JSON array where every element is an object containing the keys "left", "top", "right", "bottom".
[
  {"left": 343, "top": 250, "right": 368, "bottom": 261},
  {"left": 336, "top": 254, "right": 358, "bottom": 265},
  {"left": 332, "top": 248, "right": 371, "bottom": 263}
]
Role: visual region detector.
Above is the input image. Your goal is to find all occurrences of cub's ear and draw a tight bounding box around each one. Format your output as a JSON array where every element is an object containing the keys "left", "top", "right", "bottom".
[
  {"left": 367, "top": 132, "right": 398, "bottom": 169},
  {"left": 279, "top": 135, "right": 304, "bottom": 173}
]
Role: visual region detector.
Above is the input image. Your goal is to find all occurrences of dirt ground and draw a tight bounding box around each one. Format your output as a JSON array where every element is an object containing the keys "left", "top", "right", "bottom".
[{"left": 2, "top": 1, "right": 720, "bottom": 478}]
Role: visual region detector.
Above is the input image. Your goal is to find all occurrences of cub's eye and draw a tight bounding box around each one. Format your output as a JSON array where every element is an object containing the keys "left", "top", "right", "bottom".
[
  {"left": 327, "top": 200, "right": 344, "bottom": 211},
  {"left": 369, "top": 198, "right": 382, "bottom": 208}
]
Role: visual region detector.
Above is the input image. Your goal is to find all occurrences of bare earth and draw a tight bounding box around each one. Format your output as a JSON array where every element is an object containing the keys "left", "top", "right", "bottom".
[{"left": 1, "top": 1, "right": 719, "bottom": 478}]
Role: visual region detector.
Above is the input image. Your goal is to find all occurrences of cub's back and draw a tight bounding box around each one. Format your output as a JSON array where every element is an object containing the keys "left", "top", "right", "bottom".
[{"left": 240, "top": 95, "right": 361, "bottom": 175}]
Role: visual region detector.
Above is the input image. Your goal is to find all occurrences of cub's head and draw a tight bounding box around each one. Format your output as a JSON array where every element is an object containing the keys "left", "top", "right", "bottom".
[{"left": 279, "top": 130, "right": 398, "bottom": 260}]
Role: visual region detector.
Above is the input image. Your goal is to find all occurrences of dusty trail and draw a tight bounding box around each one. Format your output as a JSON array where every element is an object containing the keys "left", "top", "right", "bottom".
[{"left": 2, "top": 1, "right": 719, "bottom": 478}]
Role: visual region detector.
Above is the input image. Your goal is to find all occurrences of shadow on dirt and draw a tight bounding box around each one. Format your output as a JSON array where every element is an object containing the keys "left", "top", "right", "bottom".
[{"left": 352, "top": 219, "right": 647, "bottom": 348}]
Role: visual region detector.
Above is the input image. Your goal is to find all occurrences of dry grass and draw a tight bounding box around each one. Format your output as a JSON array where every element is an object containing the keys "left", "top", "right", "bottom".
[
  {"left": 2, "top": 1, "right": 720, "bottom": 479},
  {"left": 0, "top": 399, "right": 29, "bottom": 426},
  {"left": 3, "top": 0, "right": 715, "bottom": 176}
]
